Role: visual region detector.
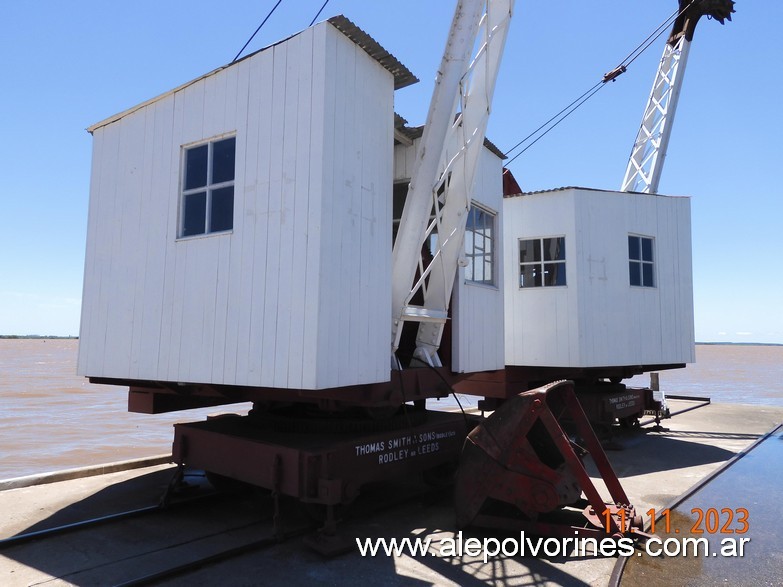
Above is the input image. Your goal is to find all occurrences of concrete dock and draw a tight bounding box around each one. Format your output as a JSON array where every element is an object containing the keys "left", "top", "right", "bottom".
[{"left": 2, "top": 400, "right": 781, "bottom": 586}]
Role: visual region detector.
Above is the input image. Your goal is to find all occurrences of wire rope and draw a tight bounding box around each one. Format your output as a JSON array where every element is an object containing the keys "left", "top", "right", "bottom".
[
  {"left": 503, "top": 1, "right": 695, "bottom": 159},
  {"left": 232, "top": 0, "right": 285, "bottom": 63}
]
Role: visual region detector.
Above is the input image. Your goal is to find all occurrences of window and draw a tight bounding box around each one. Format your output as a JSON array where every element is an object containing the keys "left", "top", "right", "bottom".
[
  {"left": 518, "top": 237, "right": 566, "bottom": 288},
  {"left": 464, "top": 205, "right": 495, "bottom": 285},
  {"left": 180, "top": 136, "right": 236, "bottom": 237},
  {"left": 628, "top": 235, "right": 655, "bottom": 287}
]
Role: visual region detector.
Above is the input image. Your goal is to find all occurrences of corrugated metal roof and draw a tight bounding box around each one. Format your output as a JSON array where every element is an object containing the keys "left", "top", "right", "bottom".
[
  {"left": 504, "top": 186, "right": 687, "bottom": 198},
  {"left": 504, "top": 186, "right": 588, "bottom": 198},
  {"left": 394, "top": 122, "right": 507, "bottom": 160},
  {"left": 328, "top": 16, "right": 418, "bottom": 90},
  {"left": 88, "top": 16, "right": 417, "bottom": 133}
]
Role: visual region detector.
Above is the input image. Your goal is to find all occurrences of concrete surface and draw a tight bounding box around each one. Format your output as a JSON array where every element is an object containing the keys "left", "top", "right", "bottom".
[{"left": 1, "top": 400, "right": 781, "bottom": 586}]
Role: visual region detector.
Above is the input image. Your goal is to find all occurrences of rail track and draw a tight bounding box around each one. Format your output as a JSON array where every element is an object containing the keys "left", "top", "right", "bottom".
[
  {"left": 0, "top": 491, "right": 218, "bottom": 549},
  {"left": 0, "top": 471, "right": 445, "bottom": 586}
]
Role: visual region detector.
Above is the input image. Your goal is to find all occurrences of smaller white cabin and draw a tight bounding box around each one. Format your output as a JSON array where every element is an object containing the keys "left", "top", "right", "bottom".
[{"left": 503, "top": 187, "right": 695, "bottom": 369}]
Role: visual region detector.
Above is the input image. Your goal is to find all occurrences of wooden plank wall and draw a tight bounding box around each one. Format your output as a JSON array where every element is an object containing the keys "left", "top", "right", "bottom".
[
  {"left": 78, "top": 22, "right": 393, "bottom": 389},
  {"left": 315, "top": 26, "right": 393, "bottom": 388},
  {"left": 574, "top": 190, "right": 694, "bottom": 367},
  {"left": 502, "top": 190, "right": 579, "bottom": 366},
  {"left": 452, "top": 148, "right": 506, "bottom": 373}
]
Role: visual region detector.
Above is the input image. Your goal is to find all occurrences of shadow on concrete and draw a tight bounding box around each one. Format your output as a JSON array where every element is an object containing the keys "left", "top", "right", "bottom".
[
  {"left": 7, "top": 466, "right": 180, "bottom": 536},
  {"left": 319, "top": 492, "right": 599, "bottom": 587},
  {"left": 1, "top": 467, "right": 277, "bottom": 586},
  {"left": 598, "top": 430, "right": 743, "bottom": 478},
  {"left": 413, "top": 539, "right": 595, "bottom": 587}
]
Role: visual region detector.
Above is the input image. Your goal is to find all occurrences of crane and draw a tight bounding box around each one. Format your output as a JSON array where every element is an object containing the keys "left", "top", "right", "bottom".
[
  {"left": 621, "top": 0, "right": 735, "bottom": 194},
  {"left": 390, "top": 0, "right": 513, "bottom": 368},
  {"left": 81, "top": 0, "right": 650, "bottom": 543}
]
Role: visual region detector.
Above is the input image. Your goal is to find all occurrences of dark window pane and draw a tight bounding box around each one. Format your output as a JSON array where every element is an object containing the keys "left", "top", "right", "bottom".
[
  {"left": 520, "top": 264, "right": 541, "bottom": 288},
  {"left": 628, "top": 235, "right": 640, "bottom": 261},
  {"left": 464, "top": 209, "right": 494, "bottom": 284},
  {"left": 475, "top": 209, "right": 485, "bottom": 232},
  {"left": 629, "top": 261, "right": 641, "bottom": 286},
  {"left": 642, "top": 263, "right": 654, "bottom": 287},
  {"left": 641, "top": 237, "right": 653, "bottom": 262},
  {"left": 183, "top": 192, "right": 206, "bottom": 236},
  {"left": 210, "top": 186, "right": 234, "bottom": 232},
  {"left": 544, "top": 262, "right": 566, "bottom": 286},
  {"left": 212, "top": 137, "right": 236, "bottom": 184},
  {"left": 185, "top": 145, "right": 208, "bottom": 190},
  {"left": 519, "top": 239, "right": 541, "bottom": 263},
  {"left": 393, "top": 183, "right": 408, "bottom": 220},
  {"left": 543, "top": 237, "right": 565, "bottom": 261},
  {"left": 466, "top": 208, "right": 476, "bottom": 230}
]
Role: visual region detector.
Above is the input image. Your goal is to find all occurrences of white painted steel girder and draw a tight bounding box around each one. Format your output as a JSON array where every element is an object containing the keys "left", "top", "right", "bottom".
[
  {"left": 390, "top": 0, "right": 513, "bottom": 367},
  {"left": 621, "top": 35, "right": 691, "bottom": 194}
]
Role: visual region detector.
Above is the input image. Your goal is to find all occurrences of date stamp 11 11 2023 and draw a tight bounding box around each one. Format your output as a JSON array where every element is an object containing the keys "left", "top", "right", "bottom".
[{"left": 604, "top": 507, "right": 750, "bottom": 535}]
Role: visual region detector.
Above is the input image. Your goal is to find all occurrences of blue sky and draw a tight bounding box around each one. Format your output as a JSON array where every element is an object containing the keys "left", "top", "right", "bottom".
[{"left": 1, "top": 1, "right": 780, "bottom": 343}]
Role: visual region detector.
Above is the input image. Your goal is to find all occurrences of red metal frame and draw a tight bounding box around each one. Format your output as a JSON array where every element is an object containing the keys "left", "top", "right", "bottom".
[
  {"left": 90, "top": 361, "right": 683, "bottom": 415},
  {"left": 173, "top": 410, "right": 471, "bottom": 505},
  {"left": 455, "top": 380, "right": 643, "bottom": 537}
]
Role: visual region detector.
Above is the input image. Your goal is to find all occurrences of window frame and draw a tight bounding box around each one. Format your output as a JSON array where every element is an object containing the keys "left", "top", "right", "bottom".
[
  {"left": 518, "top": 236, "right": 567, "bottom": 289},
  {"left": 464, "top": 203, "right": 497, "bottom": 287},
  {"left": 628, "top": 234, "right": 656, "bottom": 288},
  {"left": 178, "top": 134, "right": 236, "bottom": 239}
]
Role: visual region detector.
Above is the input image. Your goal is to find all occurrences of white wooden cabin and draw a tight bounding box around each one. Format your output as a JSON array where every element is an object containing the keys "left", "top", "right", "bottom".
[
  {"left": 77, "top": 16, "right": 508, "bottom": 392},
  {"left": 503, "top": 187, "right": 695, "bottom": 369},
  {"left": 78, "top": 17, "right": 419, "bottom": 390}
]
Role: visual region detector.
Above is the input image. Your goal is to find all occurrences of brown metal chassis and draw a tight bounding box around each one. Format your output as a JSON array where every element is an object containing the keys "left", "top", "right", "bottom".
[{"left": 90, "top": 362, "right": 683, "bottom": 415}]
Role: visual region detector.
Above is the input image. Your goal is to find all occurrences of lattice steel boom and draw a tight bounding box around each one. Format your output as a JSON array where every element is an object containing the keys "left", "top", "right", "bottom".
[{"left": 621, "top": 0, "right": 734, "bottom": 194}]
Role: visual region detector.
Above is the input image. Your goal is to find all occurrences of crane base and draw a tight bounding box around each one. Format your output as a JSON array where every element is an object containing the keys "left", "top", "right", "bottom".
[{"left": 173, "top": 409, "right": 472, "bottom": 506}]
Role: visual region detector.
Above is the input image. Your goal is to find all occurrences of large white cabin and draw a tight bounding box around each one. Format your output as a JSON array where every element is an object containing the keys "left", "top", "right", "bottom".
[{"left": 77, "top": 16, "right": 506, "bottom": 393}]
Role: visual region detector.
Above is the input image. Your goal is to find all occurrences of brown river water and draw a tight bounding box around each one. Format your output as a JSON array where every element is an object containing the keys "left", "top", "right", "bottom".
[
  {"left": 0, "top": 338, "right": 250, "bottom": 480},
  {"left": 1, "top": 339, "right": 782, "bottom": 480}
]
